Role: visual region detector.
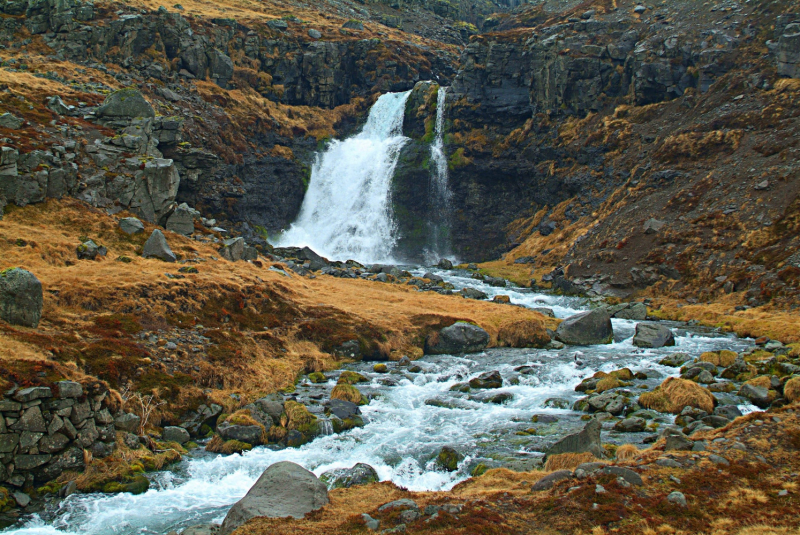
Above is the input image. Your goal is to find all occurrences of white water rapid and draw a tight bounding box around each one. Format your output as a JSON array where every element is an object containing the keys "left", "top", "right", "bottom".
[
  {"left": 277, "top": 91, "right": 412, "bottom": 264},
  {"left": 424, "top": 86, "right": 454, "bottom": 263}
]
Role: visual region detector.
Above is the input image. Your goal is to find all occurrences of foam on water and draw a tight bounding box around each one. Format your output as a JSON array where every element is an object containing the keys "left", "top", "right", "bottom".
[{"left": 277, "top": 91, "right": 412, "bottom": 264}]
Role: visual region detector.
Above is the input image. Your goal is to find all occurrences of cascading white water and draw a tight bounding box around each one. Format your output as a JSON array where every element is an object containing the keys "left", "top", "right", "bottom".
[
  {"left": 277, "top": 91, "right": 412, "bottom": 264},
  {"left": 424, "top": 86, "right": 454, "bottom": 263}
]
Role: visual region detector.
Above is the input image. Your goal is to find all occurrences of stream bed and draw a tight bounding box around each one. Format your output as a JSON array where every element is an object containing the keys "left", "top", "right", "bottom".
[{"left": 6, "top": 269, "right": 755, "bottom": 535}]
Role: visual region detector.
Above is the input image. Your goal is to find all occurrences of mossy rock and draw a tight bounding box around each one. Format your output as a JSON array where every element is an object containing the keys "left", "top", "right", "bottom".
[
  {"left": 0, "top": 487, "right": 14, "bottom": 512},
  {"left": 308, "top": 371, "right": 327, "bottom": 383},
  {"left": 283, "top": 400, "right": 320, "bottom": 438},
  {"left": 436, "top": 446, "right": 464, "bottom": 472},
  {"left": 471, "top": 463, "right": 489, "bottom": 477},
  {"left": 373, "top": 363, "right": 388, "bottom": 373},
  {"left": 331, "top": 384, "right": 366, "bottom": 405},
  {"left": 330, "top": 415, "right": 365, "bottom": 433},
  {"left": 102, "top": 474, "right": 149, "bottom": 495},
  {"left": 338, "top": 370, "right": 369, "bottom": 384}
]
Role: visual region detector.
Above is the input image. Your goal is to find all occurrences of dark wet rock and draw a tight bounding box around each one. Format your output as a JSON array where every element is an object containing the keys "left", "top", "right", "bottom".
[
  {"left": 162, "top": 426, "right": 190, "bottom": 444},
  {"left": 219, "top": 461, "right": 329, "bottom": 535},
  {"left": 460, "top": 287, "right": 487, "bottom": 300},
  {"left": 531, "top": 307, "right": 556, "bottom": 318},
  {"left": 114, "top": 412, "right": 141, "bottom": 433},
  {"left": 632, "top": 323, "right": 675, "bottom": 348},
  {"left": 0, "top": 268, "right": 43, "bottom": 328},
  {"left": 555, "top": 309, "right": 613, "bottom": 345},
  {"left": 714, "top": 405, "right": 743, "bottom": 420},
  {"left": 605, "top": 302, "right": 647, "bottom": 320},
  {"left": 437, "top": 258, "right": 453, "bottom": 270},
  {"left": 425, "top": 322, "right": 490, "bottom": 354},
  {"left": 436, "top": 446, "right": 464, "bottom": 471},
  {"left": 660, "top": 353, "right": 691, "bottom": 367},
  {"left": 613, "top": 417, "right": 646, "bottom": 433},
  {"left": 320, "top": 463, "right": 379, "bottom": 489},
  {"left": 738, "top": 383, "right": 772, "bottom": 408},
  {"left": 545, "top": 418, "right": 605, "bottom": 458},
  {"left": 142, "top": 229, "right": 176, "bottom": 262},
  {"left": 218, "top": 422, "right": 263, "bottom": 445},
  {"left": 468, "top": 371, "right": 503, "bottom": 389},
  {"left": 665, "top": 433, "right": 693, "bottom": 451}
]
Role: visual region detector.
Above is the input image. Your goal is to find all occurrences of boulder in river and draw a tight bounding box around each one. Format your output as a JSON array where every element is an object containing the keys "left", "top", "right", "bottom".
[
  {"left": 436, "top": 446, "right": 464, "bottom": 471},
  {"left": 460, "top": 287, "right": 487, "bottom": 300},
  {"left": 424, "top": 322, "right": 490, "bottom": 354},
  {"left": 468, "top": 370, "right": 503, "bottom": 389},
  {"left": 437, "top": 258, "right": 453, "bottom": 270},
  {"left": 0, "top": 268, "right": 43, "bottom": 328},
  {"left": 545, "top": 418, "right": 605, "bottom": 459},
  {"left": 555, "top": 309, "right": 613, "bottom": 345},
  {"left": 219, "top": 461, "right": 329, "bottom": 535},
  {"left": 632, "top": 322, "right": 675, "bottom": 348},
  {"left": 320, "top": 463, "right": 379, "bottom": 489}
]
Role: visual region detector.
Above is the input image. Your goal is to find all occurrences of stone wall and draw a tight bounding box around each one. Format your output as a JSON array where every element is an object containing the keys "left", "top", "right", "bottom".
[{"left": 0, "top": 382, "right": 130, "bottom": 491}]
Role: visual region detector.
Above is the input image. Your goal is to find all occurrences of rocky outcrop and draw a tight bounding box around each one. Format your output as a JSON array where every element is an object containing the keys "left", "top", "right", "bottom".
[{"left": 219, "top": 461, "right": 329, "bottom": 535}]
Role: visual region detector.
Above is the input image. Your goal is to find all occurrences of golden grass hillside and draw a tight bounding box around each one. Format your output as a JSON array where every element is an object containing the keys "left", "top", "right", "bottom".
[{"left": 0, "top": 199, "right": 554, "bottom": 424}]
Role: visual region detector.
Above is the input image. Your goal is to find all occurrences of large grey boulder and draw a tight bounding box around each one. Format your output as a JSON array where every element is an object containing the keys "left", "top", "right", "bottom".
[
  {"left": 0, "top": 268, "right": 43, "bottom": 327},
  {"left": 424, "top": 322, "right": 490, "bottom": 354},
  {"left": 777, "top": 23, "right": 800, "bottom": 78},
  {"left": 165, "top": 203, "right": 198, "bottom": 235},
  {"left": 555, "top": 309, "right": 613, "bottom": 345},
  {"left": 0, "top": 113, "right": 23, "bottom": 129},
  {"left": 219, "top": 461, "right": 329, "bottom": 535},
  {"left": 96, "top": 88, "right": 155, "bottom": 119},
  {"left": 132, "top": 159, "right": 180, "bottom": 224},
  {"left": 545, "top": 418, "right": 605, "bottom": 459},
  {"left": 632, "top": 322, "right": 675, "bottom": 348},
  {"left": 119, "top": 217, "right": 144, "bottom": 235},
  {"left": 142, "top": 229, "right": 176, "bottom": 262}
]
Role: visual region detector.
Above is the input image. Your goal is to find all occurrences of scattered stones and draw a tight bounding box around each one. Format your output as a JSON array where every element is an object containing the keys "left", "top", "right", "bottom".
[
  {"left": 632, "top": 323, "right": 675, "bottom": 348},
  {"left": 219, "top": 461, "right": 329, "bottom": 535},
  {"left": 142, "top": 229, "right": 177, "bottom": 262},
  {"left": 0, "top": 268, "right": 43, "bottom": 328},
  {"left": 555, "top": 309, "right": 613, "bottom": 345}
]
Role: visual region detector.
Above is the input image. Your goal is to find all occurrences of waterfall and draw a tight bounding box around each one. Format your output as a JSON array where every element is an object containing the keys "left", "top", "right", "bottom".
[
  {"left": 319, "top": 417, "right": 334, "bottom": 436},
  {"left": 425, "top": 86, "right": 454, "bottom": 263},
  {"left": 278, "top": 91, "right": 412, "bottom": 264}
]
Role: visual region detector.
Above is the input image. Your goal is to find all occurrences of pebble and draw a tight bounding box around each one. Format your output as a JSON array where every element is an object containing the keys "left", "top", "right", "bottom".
[
  {"left": 596, "top": 484, "right": 606, "bottom": 494},
  {"left": 778, "top": 490, "right": 788, "bottom": 497}
]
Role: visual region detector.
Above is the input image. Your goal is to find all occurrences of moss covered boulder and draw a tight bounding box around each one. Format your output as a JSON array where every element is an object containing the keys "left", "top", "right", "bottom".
[
  {"left": 320, "top": 463, "right": 379, "bottom": 489},
  {"left": 435, "top": 446, "right": 463, "bottom": 472},
  {"left": 331, "top": 384, "right": 366, "bottom": 405}
]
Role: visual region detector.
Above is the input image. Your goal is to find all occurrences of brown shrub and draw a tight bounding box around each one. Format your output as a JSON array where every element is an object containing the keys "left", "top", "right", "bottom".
[
  {"left": 544, "top": 452, "right": 599, "bottom": 471},
  {"left": 615, "top": 444, "right": 640, "bottom": 461},
  {"left": 496, "top": 319, "right": 550, "bottom": 348},
  {"left": 638, "top": 377, "right": 716, "bottom": 414},
  {"left": 700, "top": 350, "right": 738, "bottom": 367},
  {"left": 331, "top": 384, "right": 365, "bottom": 405}
]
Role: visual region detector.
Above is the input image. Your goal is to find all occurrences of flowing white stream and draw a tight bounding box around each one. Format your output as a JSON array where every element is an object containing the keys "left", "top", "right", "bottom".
[{"left": 277, "top": 91, "right": 412, "bottom": 264}]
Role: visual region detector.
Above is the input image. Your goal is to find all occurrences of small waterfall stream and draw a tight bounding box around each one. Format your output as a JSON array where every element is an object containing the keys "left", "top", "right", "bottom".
[
  {"left": 425, "top": 86, "right": 454, "bottom": 262},
  {"left": 277, "top": 91, "right": 412, "bottom": 264}
]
